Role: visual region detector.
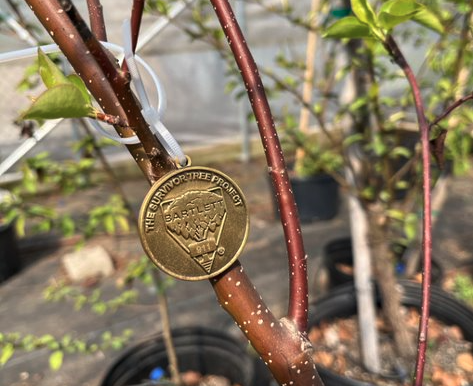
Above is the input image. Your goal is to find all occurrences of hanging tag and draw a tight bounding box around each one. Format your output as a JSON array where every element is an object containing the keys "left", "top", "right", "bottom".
[{"left": 138, "top": 164, "right": 249, "bottom": 281}]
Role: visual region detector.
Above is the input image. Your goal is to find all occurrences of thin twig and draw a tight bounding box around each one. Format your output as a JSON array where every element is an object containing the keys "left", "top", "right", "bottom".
[
  {"left": 262, "top": 69, "right": 338, "bottom": 144},
  {"left": 77, "top": 119, "right": 138, "bottom": 222},
  {"left": 151, "top": 270, "right": 182, "bottom": 386},
  {"left": 430, "top": 93, "right": 473, "bottom": 128},
  {"left": 384, "top": 35, "right": 432, "bottom": 386},
  {"left": 210, "top": 0, "right": 309, "bottom": 333}
]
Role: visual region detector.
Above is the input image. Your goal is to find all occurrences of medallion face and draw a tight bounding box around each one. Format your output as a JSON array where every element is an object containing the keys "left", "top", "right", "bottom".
[{"left": 139, "top": 166, "right": 249, "bottom": 280}]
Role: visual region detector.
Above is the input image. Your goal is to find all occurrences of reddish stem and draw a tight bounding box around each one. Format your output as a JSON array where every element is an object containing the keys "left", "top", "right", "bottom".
[
  {"left": 122, "top": 0, "right": 145, "bottom": 73},
  {"left": 211, "top": 262, "right": 323, "bottom": 386},
  {"left": 130, "top": 0, "right": 145, "bottom": 52},
  {"left": 209, "top": 0, "right": 309, "bottom": 333},
  {"left": 430, "top": 92, "right": 473, "bottom": 128},
  {"left": 86, "top": 0, "right": 107, "bottom": 41},
  {"left": 384, "top": 35, "right": 432, "bottom": 386}
]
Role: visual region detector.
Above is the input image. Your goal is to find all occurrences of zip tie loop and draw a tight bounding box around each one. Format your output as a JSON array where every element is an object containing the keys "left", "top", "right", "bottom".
[
  {"left": 1, "top": 33, "right": 183, "bottom": 162},
  {"left": 0, "top": 43, "right": 143, "bottom": 144}
]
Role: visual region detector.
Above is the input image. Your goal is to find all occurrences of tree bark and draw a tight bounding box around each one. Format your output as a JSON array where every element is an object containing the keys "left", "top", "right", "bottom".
[{"left": 368, "top": 207, "right": 416, "bottom": 359}]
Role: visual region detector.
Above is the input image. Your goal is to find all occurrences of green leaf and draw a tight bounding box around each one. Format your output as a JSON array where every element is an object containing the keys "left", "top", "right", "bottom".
[
  {"left": 379, "top": 190, "right": 391, "bottom": 202},
  {"left": 389, "top": 146, "right": 412, "bottom": 159},
  {"left": 371, "top": 133, "right": 387, "bottom": 156},
  {"left": 343, "top": 133, "right": 364, "bottom": 147},
  {"left": 49, "top": 350, "right": 64, "bottom": 371},
  {"left": 103, "top": 215, "right": 115, "bottom": 235},
  {"left": 404, "top": 213, "right": 418, "bottom": 241},
  {"left": 411, "top": 7, "right": 444, "bottom": 34},
  {"left": 378, "top": 0, "right": 421, "bottom": 30},
  {"left": 324, "top": 16, "right": 372, "bottom": 39},
  {"left": 92, "top": 302, "right": 107, "bottom": 315},
  {"left": 15, "top": 215, "right": 26, "bottom": 238},
  {"left": 116, "top": 216, "right": 130, "bottom": 233},
  {"left": 0, "top": 343, "right": 14, "bottom": 366},
  {"left": 38, "top": 49, "right": 68, "bottom": 88},
  {"left": 387, "top": 209, "right": 405, "bottom": 221},
  {"left": 59, "top": 215, "right": 75, "bottom": 237},
  {"left": 21, "top": 84, "right": 95, "bottom": 121},
  {"left": 379, "top": 0, "right": 420, "bottom": 16},
  {"left": 351, "top": 0, "right": 377, "bottom": 26},
  {"left": 67, "top": 74, "right": 92, "bottom": 105}
]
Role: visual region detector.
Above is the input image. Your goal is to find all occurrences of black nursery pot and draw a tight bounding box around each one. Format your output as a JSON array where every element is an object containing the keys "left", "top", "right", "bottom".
[
  {"left": 101, "top": 326, "right": 265, "bottom": 386},
  {"left": 310, "top": 280, "right": 473, "bottom": 386},
  {"left": 0, "top": 222, "right": 21, "bottom": 284},
  {"left": 323, "top": 238, "right": 443, "bottom": 289},
  {"left": 290, "top": 173, "right": 339, "bottom": 223}
]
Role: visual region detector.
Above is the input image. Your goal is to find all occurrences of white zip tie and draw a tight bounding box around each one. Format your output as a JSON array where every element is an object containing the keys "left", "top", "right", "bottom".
[
  {"left": 121, "top": 20, "right": 186, "bottom": 166},
  {"left": 0, "top": 27, "right": 186, "bottom": 166}
]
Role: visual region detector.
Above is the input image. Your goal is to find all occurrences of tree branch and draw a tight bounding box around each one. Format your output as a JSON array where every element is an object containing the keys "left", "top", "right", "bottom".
[
  {"left": 130, "top": 0, "right": 145, "bottom": 53},
  {"left": 209, "top": 0, "right": 309, "bottom": 333},
  {"left": 383, "top": 34, "right": 432, "bottom": 386},
  {"left": 121, "top": 0, "right": 145, "bottom": 73},
  {"left": 26, "top": 0, "right": 176, "bottom": 183},
  {"left": 430, "top": 92, "right": 473, "bottom": 128},
  {"left": 86, "top": 0, "right": 107, "bottom": 41},
  {"left": 211, "top": 263, "right": 323, "bottom": 386}
]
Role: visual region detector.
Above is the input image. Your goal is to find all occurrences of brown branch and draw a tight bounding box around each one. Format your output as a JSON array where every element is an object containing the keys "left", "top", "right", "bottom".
[
  {"left": 26, "top": 0, "right": 176, "bottom": 183},
  {"left": 211, "top": 263, "right": 323, "bottom": 386},
  {"left": 430, "top": 93, "right": 473, "bottom": 128},
  {"left": 209, "top": 0, "right": 309, "bottom": 333},
  {"left": 130, "top": 0, "right": 145, "bottom": 53},
  {"left": 384, "top": 35, "right": 433, "bottom": 386},
  {"left": 122, "top": 0, "right": 145, "bottom": 73},
  {"left": 86, "top": 0, "right": 107, "bottom": 41}
]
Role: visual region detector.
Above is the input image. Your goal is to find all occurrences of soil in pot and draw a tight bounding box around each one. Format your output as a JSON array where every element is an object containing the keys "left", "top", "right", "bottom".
[{"left": 309, "top": 281, "right": 473, "bottom": 386}]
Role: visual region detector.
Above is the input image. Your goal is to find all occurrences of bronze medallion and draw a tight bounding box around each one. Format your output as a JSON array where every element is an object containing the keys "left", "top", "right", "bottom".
[{"left": 139, "top": 166, "right": 249, "bottom": 281}]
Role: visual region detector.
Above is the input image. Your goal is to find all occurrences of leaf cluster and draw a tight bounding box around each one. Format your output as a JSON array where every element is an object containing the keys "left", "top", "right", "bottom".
[
  {"left": 85, "top": 194, "right": 130, "bottom": 238},
  {"left": 324, "top": 0, "right": 443, "bottom": 40},
  {"left": 0, "top": 329, "right": 132, "bottom": 371},
  {"left": 19, "top": 50, "right": 96, "bottom": 122},
  {"left": 452, "top": 273, "right": 473, "bottom": 306},
  {"left": 0, "top": 148, "right": 130, "bottom": 240},
  {"left": 43, "top": 280, "right": 138, "bottom": 315}
]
